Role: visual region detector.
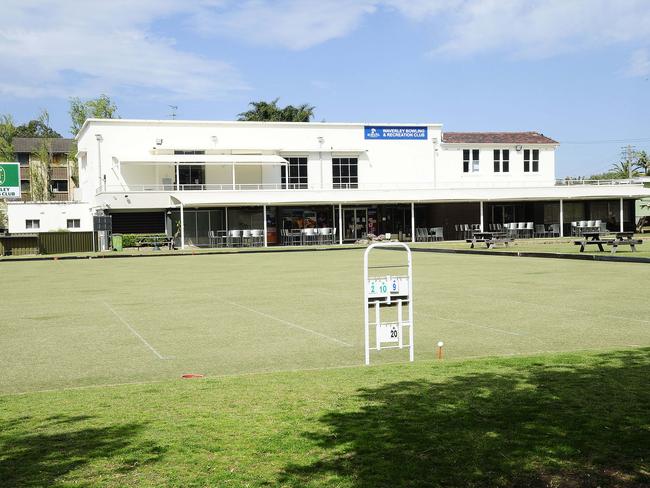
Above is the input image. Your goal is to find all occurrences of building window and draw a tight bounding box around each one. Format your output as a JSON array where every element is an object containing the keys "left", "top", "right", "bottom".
[
  {"left": 16, "top": 153, "right": 29, "bottom": 166},
  {"left": 493, "top": 149, "right": 510, "bottom": 173},
  {"left": 463, "top": 149, "right": 480, "bottom": 173},
  {"left": 67, "top": 219, "right": 81, "bottom": 229},
  {"left": 21, "top": 180, "right": 30, "bottom": 192},
  {"left": 174, "top": 150, "right": 206, "bottom": 155},
  {"left": 26, "top": 219, "right": 40, "bottom": 229},
  {"left": 524, "top": 149, "right": 539, "bottom": 172},
  {"left": 281, "top": 157, "right": 308, "bottom": 189},
  {"left": 332, "top": 157, "right": 358, "bottom": 189},
  {"left": 50, "top": 180, "right": 68, "bottom": 192}
]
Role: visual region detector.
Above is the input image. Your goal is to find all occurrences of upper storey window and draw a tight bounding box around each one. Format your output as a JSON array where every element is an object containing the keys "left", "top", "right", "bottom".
[
  {"left": 174, "top": 150, "right": 205, "bottom": 155},
  {"left": 333, "top": 157, "right": 358, "bottom": 189},
  {"left": 281, "top": 157, "right": 308, "bottom": 189},
  {"left": 493, "top": 149, "right": 510, "bottom": 173},
  {"left": 523, "top": 149, "right": 539, "bottom": 172},
  {"left": 463, "top": 149, "right": 479, "bottom": 173}
]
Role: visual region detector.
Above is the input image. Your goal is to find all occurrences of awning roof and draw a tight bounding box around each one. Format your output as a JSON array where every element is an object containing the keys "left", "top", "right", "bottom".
[{"left": 119, "top": 155, "right": 288, "bottom": 165}]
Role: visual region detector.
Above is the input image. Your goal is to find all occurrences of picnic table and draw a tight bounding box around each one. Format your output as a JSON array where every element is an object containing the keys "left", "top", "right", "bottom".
[
  {"left": 467, "top": 232, "right": 513, "bottom": 249},
  {"left": 574, "top": 231, "right": 642, "bottom": 253},
  {"left": 136, "top": 235, "right": 174, "bottom": 251}
]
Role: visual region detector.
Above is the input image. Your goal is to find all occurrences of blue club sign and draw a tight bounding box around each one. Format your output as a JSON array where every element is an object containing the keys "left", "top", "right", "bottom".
[{"left": 364, "top": 126, "right": 428, "bottom": 140}]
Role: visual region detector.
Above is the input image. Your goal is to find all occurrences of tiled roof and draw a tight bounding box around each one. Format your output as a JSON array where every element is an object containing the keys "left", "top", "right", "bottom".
[
  {"left": 442, "top": 132, "right": 558, "bottom": 144},
  {"left": 13, "top": 137, "right": 74, "bottom": 153}
]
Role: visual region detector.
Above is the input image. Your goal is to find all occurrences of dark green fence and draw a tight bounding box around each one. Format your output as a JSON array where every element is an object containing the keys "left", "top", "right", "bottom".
[
  {"left": 38, "top": 232, "right": 94, "bottom": 254},
  {"left": 0, "top": 232, "right": 95, "bottom": 256},
  {"left": 0, "top": 235, "right": 39, "bottom": 256}
]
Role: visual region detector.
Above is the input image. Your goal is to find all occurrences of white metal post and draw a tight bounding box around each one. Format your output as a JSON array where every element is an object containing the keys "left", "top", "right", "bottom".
[
  {"left": 410, "top": 202, "right": 415, "bottom": 243},
  {"left": 263, "top": 205, "right": 268, "bottom": 247},
  {"left": 408, "top": 248, "right": 414, "bottom": 362},
  {"left": 225, "top": 207, "right": 229, "bottom": 232},
  {"left": 479, "top": 201, "right": 484, "bottom": 232},
  {"left": 231, "top": 163, "right": 236, "bottom": 189},
  {"left": 175, "top": 164, "right": 180, "bottom": 191},
  {"left": 180, "top": 203, "right": 185, "bottom": 250},
  {"left": 338, "top": 204, "right": 343, "bottom": 245},
  {"left": 619, "top": 197, "right": 624, "bottom": 232},
  {"left": 559, "top": 199, "right": 564, "bottom": 237},
  {"left": 363, "top": 242, "right": 414, "bottom": 366}
]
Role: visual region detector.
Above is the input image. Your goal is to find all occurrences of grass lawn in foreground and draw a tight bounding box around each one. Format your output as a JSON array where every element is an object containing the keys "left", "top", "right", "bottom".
[
  {"left": 1, "top": 249, "right": 649, "bottom": 395},
  {"left": 1, "top": 349, "right": 648, "bottom": 487}
]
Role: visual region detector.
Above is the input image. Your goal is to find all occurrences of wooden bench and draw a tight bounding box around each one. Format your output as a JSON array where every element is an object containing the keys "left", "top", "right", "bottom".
[
  {"left": 573, "top": 239, "right": 614, "bottom": 252},
  {"left": 608, "top": 238, "right": 643, "bottom": 253},
  {"left": 467, "top": 237, "right": 513, "bottom": 249},
  {"left": 136, "top": 237, "right": 174, "bottom": 251}
]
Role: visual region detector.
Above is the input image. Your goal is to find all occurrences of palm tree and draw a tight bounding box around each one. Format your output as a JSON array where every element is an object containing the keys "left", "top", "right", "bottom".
[
  {"left": 609, "top": 160, "right": 639, "bottom": 179},
  {"left": 238, "top": 98, "right": 315, "bottom": 122}
]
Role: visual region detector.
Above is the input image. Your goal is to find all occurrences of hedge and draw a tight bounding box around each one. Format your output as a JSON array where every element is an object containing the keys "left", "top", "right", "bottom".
[{"left": 119, "top": 233, "right": 168, "bottom": 248}]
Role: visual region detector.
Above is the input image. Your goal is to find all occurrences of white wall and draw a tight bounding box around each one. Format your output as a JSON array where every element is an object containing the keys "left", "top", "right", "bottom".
[
  {"left": 76, "top": 120, "right": 572, "bottom": 209},
  {"left": 7, "top": 202, "right": 93, "bottom": 233},
  {"left": 436, "top": 146, "right": 556, "bottom": 188}
]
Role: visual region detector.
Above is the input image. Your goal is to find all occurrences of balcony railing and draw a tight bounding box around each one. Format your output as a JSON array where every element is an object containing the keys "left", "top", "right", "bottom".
[
  {"left": 96, "top": 182, "right": 441, "bottom": 193},
  {"left": 555, "top": 178, "right": 649, "bottom": 186}
]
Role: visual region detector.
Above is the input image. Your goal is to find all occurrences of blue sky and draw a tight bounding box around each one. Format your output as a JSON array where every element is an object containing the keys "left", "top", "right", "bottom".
[{"left": 2, "top": 0, "right": 650, "bottom": 177}]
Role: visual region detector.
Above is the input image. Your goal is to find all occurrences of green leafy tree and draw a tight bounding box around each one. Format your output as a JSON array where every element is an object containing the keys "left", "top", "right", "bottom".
[
  {"left": 238, "top": 98, "right": 315, "bottom": 122},
  {"left": 635, "top": 150, "right": 650, "bottom": 176},
  {"left": 28, "top": 111, "right": 56, "bottom": 201},
  {"left": 15, "top": 119, "right": 61, "bottom": 138},
  {"left": 68, "top": 95, "right": 118, "bottom": 184},
  {"left": 69, "top": 94, "right": 118, "bottom": 136},
  {"left": 0, "top": 114, "right": 17, "bottom": 229},
  {"left": 0, "top": 114, "right": 16, "bottom": 162}
]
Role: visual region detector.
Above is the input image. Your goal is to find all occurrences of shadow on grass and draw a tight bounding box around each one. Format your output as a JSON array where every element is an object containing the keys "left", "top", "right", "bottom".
[
  {"left": 0, "top": 414, "right": 164, "bottom": 487},
  {"left": 281, "top": 349, "right": 650, "bottom": 488}
]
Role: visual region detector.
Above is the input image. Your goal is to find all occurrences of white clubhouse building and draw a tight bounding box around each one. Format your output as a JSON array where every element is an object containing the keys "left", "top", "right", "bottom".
[{"left": 7, "top": 118, "right": 650, "bottom": 246}]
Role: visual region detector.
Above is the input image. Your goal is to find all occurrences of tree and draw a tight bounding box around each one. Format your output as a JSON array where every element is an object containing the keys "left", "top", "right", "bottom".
[
  {"left": 0, "top": 114, "right": 16, "bottom": 162},
  {"left": 69, "top": 94, "right": 118, "bottom": 136},
  {"left": 635, "top": 150, "right": 650, "bottom": 176},
  {"left": 608, "top": 160, "right": 640, "bottom": 179},
  {"left": 28, "top": 110, "right": 56, "bottom": 201},
  {"left": 15, "top": 119, "right": 61, "bottom": 138},
  {"left": 237, "top": 98, "right": 315, "bottom": 122},
  {"left": 68, "top": 95, "right": 118, "bottom": 184}
]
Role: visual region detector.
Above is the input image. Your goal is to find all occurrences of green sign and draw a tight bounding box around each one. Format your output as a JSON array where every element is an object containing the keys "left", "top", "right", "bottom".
[{"left": 0, "top": 162, "right": 21, "bottom": 199}]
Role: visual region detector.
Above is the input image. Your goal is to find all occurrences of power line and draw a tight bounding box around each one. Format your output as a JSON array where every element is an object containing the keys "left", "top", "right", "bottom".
[{"left": 560, "top": 138, "right": 650, "bottom": 145}]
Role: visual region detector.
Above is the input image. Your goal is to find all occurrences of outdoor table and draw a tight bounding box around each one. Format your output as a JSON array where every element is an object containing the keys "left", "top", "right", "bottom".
[
  {"left": 610, "top": 232, "right": 642, "bottom": 253},
  {"left": 575, "top": 231, "right": 610, "bottom": 252},
  {"left": 467, "top": 232, "right": 512, "bottom": 249}
]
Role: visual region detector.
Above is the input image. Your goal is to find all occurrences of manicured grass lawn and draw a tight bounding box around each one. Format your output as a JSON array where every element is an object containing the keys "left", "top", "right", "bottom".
[
  {"left": 1, "top": 349, "right": 648, "bottom": 487},
  {"left": 2, "top": 249, "right": 649, "bottom": 486},
  {"left": 1, "top": 249, "right": 649, "bottom": 395},
  {"left": 417, "top": 235, "right": 650, "bottom": 258}
]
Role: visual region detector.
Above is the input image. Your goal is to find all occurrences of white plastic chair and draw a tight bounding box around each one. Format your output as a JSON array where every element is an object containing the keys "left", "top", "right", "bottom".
[
  {"left": 228, "top": 229, "right": 242, "bottom": 247},
  {"left": 250, "top": 229, "right": 263, "bottom": 246}
]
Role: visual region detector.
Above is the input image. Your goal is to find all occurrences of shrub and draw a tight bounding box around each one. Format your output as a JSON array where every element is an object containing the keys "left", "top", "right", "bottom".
[{"left": 120, "top": 233, "right": 167, "bottom": 248}]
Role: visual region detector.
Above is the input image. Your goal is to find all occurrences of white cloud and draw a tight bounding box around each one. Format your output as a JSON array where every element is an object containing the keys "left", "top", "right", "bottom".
[
  {"left": 0, "top": 0, "right": 247, "bottom": 99},
  {"left": 625, "top": 49, "right": 650, "bottom": 77},
  {"left": 432, "top": 0, "right": 650, "bottom": 59},
  {"left": 4, "top": 0, "right": 650, "bottom": 101},
  {"left": 190, "top": 0, "right": 650, "bottom": 74}
]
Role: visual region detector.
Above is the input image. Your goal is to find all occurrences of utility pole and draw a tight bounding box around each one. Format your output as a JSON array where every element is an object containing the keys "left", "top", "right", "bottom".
[{"left": 621, "top": 145, "right": 637, "bottom": 179}]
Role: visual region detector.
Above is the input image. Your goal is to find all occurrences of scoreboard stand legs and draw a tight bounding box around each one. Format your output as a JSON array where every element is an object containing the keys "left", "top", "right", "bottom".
[{"left": 363, "top": 243, "right": 414, "bottom": 365}]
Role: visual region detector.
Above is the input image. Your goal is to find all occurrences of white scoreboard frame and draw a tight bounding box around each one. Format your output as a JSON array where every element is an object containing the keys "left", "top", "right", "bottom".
[{"left": 363, "top": 242, "right": 414, "bottom": 365}]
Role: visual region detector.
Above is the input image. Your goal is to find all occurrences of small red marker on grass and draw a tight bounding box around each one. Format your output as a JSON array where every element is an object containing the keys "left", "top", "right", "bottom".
[{"left": 181, "top": 373, "right": 204, "bottom": 379}]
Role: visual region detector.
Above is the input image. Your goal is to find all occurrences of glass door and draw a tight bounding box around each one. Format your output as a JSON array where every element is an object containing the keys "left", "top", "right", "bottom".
[{"left": 343, "top": 208, "right": 368, "bottom": 241}]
